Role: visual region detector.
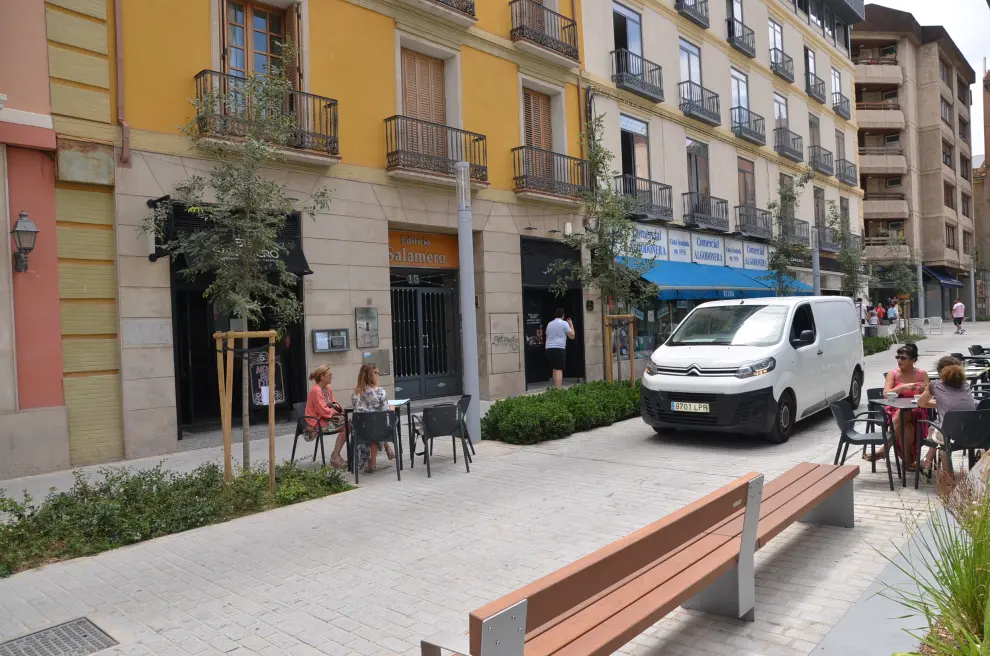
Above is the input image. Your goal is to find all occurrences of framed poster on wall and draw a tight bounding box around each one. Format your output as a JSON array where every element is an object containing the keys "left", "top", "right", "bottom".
[{"left": 355, "top": 307, "right": 379, "bottom": 348}]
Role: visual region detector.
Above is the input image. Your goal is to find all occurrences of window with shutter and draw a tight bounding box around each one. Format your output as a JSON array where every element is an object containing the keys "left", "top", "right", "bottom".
[
  {"left": 523, "top": 88, "right": 552, "bottom": 150},
  {"left": 401, "top": 49, "right": 447, "bottom": 159}
]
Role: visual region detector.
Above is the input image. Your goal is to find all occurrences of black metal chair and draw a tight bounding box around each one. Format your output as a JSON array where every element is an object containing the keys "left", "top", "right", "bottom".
[
  {"left": 412, "top": 404, "right": 471, "bottom": 477},
  {"left": 350, "top": 411, "right": 401, "bottom": 483},
  {"left": 978, "top": 398, "right": 990, "bottom": 410},
  {"left": 916, "top": 409, "right": 990, "bottom": 484},
  {"left": 454, "top": 394, "right": 477, "bottom": 458},
  {"left": 290, "top": 401, "right": 342, "bottom": 467},
  {"left": 830, "top": 401, "right": 896, "bottom": 491},
  {"left": 969, "top": 345, "right": 986, "bottom": 355}
]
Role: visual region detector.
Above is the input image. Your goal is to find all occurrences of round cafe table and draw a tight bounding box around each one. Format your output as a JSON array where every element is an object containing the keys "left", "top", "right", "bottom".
[{"left": 875, "top": 397, "right": 922, "bottom": 487}]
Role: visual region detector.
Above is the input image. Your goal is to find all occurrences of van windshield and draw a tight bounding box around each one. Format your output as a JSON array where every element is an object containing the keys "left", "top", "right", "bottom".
[{"left": 668, "top": 305, "right": 788, "bottom": 347}]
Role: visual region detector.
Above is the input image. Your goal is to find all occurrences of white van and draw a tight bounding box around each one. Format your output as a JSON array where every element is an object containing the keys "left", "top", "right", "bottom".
[{"left": 640, "top": 296, "right": 864, "bottom": 443}]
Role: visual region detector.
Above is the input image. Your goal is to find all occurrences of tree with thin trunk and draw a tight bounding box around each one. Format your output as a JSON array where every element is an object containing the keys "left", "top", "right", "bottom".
[
  {"left": 763, "top": 170, "right": 814, "bottom": 295},
  {"left": 827, "top": 200, "right": 868, "bottom": 299},
  {"left": 144, "top": 48, "right": 331, "bottom": 467}
]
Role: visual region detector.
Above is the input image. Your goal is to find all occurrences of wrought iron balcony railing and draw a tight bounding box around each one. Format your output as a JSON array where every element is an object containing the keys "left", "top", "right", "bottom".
[
  {"left": 781, "top": 217, "right": 811, "bottom": 245},
  {"left": 678, "top": 81, "right": 720, "bottom": 126},
  {"left": 611, "top": 50, "right": 663, "bottom": 103},
  {"left": 845, "top": 233, "right": 863, "bottom": 251},
  {"left": 809, "top": 145, "right": 834, "bottom": 176},
  {"left": 510, "top": 0, "right": 579, "bottom": 62},
  {"left": 194, "top": 70, "right": 339, "bottom": 155},
  {"left": 770, "top": 48, "right": 795, "bottom": 83},
  {"left": 736, "top": 205, "right": 772, "bottom": 240},
  {"left": 836, "top": 159, "right": 858, "bottom": 185},
  {"left": 726, "top": 18, "right": 755, "bottom": 57},
  {"left": 384, "top": 116, "right": 487, "bottom": 182},
  {"left": 427, "top": 0, "right": 476, "bottom": 19},
  {"left": 731, "top": 107, "right": 765, "bottom": 146},
  {"left": 853, "top": 55, "right": 898, "bottom": 65},
  {"left": 682, "top": 192, "right": 729, "bottom": 231},
  {"left": 832, "top": 92, "right": 851, "bottom": 119},
  {"left": 675, "top": 0, "right": 709, "bottom": 28},
  {"left": 512, "top": 146, "right": 589, "bottom": 199},
  {"left": 817, "top": 224, "right": 841, "bottom": 252},
  {"left": 806, "top": 71, "right": 826, "bottom": 103},
  {"left": 864, "top": 192, "right": 905, "bottom": 201},
  {"left": 774, "top": 127, "right": 803, "bottom": 162},
  {"left": 614, "top": 174, "right": 672, "bottom": 221},
  {"left": 857, "top": 101, "right": 900, "bottom": 111}
]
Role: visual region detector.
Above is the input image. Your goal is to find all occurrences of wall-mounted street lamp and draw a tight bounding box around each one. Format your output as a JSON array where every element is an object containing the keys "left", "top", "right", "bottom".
[{"left": 10, "top": 210, "right": 40, "bottom": 273}]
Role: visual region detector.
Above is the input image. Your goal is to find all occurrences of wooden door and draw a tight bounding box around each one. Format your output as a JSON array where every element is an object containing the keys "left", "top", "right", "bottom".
[
  {"left": 401, "top": 49, "right": 446, "bottom": 160},
  {"left": 524, "top": 88, "right": 553, "bottom": 179}
]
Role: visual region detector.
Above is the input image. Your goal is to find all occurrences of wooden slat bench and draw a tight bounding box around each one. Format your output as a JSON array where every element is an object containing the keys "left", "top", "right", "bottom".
[{"left": 420, "top": 462, "right": 858, "bottom": 656}]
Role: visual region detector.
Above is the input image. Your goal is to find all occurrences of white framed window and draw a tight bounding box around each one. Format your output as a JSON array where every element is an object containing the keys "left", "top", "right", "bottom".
[
  {"left": 885, "top": 177, "right": 902, "bottom": 188},
  {"left": 680, "top": 39, "right": 702, "bottom": 84},
  {"left": 518, "top": 75, "right": 567, "bottom": 154},
  {"left": 395, "top": 33, "right": 462, "bottom": 128},
  {"left": 730, "top": 68, "right": 749, "bottom": 109}
]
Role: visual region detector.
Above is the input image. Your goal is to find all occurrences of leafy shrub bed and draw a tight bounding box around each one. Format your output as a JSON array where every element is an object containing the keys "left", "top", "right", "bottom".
[
  {"left": 0, "top": 461, "right": 349, "bottom": 577},
  {"left": 863, "top": 331, "right": 927, "bottom": 357},
  {"left": 482, "top": 380, "right": 640, "bottom": 445}
]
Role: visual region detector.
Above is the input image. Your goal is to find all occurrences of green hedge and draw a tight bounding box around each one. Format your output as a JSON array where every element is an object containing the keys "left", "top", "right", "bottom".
[
  {"left": 0, "top": 461, "right": 350, "bottom": 577},
  {"left": 482, "top": 380, "right": 640, "bottom": 445},
  {"left": 864, "top": 335, "right": 896, "bottom": 356}
]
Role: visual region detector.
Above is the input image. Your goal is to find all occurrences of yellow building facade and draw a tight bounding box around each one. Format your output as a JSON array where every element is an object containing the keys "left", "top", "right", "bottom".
[{"left": 41, "top": 0, "right": 605, "bottom": 462}]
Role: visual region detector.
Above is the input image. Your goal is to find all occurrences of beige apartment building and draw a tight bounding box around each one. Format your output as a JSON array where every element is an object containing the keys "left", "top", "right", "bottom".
[
  {"left": 580, "top": 0, "right": 864, "bottom": 348},
  {"left": 852, "top": 4, "right": 976, "bottom": 317},
  {"left": 973, "top": 71, "right": 989, "bottom": 316}
]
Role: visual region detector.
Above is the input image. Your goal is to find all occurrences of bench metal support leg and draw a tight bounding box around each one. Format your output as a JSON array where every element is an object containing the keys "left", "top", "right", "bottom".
[
  {"left": 421, "top": 633, "right": 470, "bottom": 656},
  {"left": 800, "top": 479, "right": 855, "bottom": 528},
  {"left": 682, "top": 475, "right": 763, "bottom": 622}
]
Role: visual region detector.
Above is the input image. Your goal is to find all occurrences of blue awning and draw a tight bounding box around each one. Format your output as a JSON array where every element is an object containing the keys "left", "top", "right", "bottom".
[
  {"left": 637, "top": 261, "right": 773, "bottom": 300},
  {"left": 737, "top": 269, "right": 813, "bottom": 295},
  {"left": 923, "top": 266, "right": 964, "bottom": 288}
]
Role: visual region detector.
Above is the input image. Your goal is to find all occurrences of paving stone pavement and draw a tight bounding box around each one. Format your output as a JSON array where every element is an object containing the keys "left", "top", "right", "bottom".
[{"left": 2, "top": 324, "right": 983, "bottom": 656}]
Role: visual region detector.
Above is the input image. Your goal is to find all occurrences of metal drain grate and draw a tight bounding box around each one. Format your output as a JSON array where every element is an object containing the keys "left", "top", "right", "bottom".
[{"left": 0, "top": 618, "right": 117, "bottom": 656}]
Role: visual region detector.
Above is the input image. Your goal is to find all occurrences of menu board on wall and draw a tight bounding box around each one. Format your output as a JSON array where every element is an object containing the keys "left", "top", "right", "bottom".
[
  {"left": 633, "top": 224, "right": 668, "bottom": 260},
  {"left": 691, "top": 234, "right": 725, "bottom": 266},
  {"left": 743, "top": 242, "right": 769, "bottom": 270},
  {"left": 668, "top": 229, "right": 691, "bottom": 262},
  {"left": 725, "top": 239, "right": 744, "bottom": 268}
]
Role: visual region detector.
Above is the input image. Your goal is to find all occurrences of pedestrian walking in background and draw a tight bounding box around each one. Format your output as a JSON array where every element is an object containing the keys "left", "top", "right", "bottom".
[
  {"left": 886, "top": 302, "right": 898, "bottom": 328},
  {"left": 952, "top": 299, "right": 966, "bottom": 334},
  {"left": 545, "top": 309, "right": 575, "bottom": 389}
]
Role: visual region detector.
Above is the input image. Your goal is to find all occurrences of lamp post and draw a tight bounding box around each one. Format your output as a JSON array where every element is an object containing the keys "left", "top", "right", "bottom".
[
  {"left": 455, "top": 162, "right": 481, "bottom": 444},
  {"left": 10, "top": 210, "right": 40, "bottom": 273}
]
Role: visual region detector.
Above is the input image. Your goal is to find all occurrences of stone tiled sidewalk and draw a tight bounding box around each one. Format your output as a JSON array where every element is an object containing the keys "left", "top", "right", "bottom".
[{"left": 2, "top": 324, "right": 980, "bottom": 655}]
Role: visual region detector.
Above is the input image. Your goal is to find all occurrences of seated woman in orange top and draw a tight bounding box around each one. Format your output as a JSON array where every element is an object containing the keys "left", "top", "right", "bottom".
[{"left": 305, "top": 364, "right": 346, "bottom": 467}]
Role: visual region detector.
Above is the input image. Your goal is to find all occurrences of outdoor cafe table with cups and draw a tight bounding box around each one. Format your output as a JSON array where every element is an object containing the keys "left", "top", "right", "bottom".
[{"left": 875, "top": 394, "right": 921, "bottom": 488}]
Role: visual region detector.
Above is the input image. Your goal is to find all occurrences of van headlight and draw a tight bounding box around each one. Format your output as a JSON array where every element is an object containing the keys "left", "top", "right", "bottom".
[
  {"left": 646, "top": 359, "right": 659, "bottom": 375},
  {"left": 736, "top": 357, "right": 776, "bottom": 379}
]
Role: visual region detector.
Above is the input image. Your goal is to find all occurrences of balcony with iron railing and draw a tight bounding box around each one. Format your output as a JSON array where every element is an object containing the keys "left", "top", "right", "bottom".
[
  {"left": 845, "top": 233, "right": 863, "bottom": 251},
  {"left": 809, "top": 145, "right": 834, "bottom": 176},
  {"left": 806, "top": 72, "right": 826, "bottom": 104},
  {"left": 614, "top": 175, "right": 673, "bottom": 221},
  {"left": 194, "top": 70, "right": 340, "bottom": 162},
  {"left": 510, "top": 0, "right": 579, "bottom": 66},
  {"left": 817, "top": 224, "right": 841, "bottom": 252},
  {"left": 396, "top": 0, "right": 476, "bottom": 25},
  {"left": 736, "top": 205, "right": 772, "bottom": 240},
  {"left": 731, "top": 107, "right": 765, "bottom": 146},
  {"left": 611, "top": 50, "right": 663, "bottom": 103},
  {"left": 854, "top": 57, "right": 902, "bottom": 85},
  {"left": 384, "top": 116, "right": 488, "bottom": 186},
  {"left": 774, "top": 127, "right": 803, "bottom": 162},
  {"left": 682, "top": 192, "right": 729, "bottom": 231},
  {"left": 675, "top": 0, "right": 709, "bottom": 28},
  {"left": 836, "top": 159, "right": 857, "bottom": 185},
  {"left": 726, "top": 18, "right": 755, "bottom": 57},
  {"left": 678, "top": 81, "right": 720, "bottom": 126},
  {"left": 512, "top": 146, "right": 589, "bottom": 202},
  {"left": 769, "top": 48, "right": 794, "bottom": 83},
  {"left": 781, "top": 217, "right": 811, "bottom": 245},
  {"left": 832, "top": 92, "right": 851, "bottom": 120}
]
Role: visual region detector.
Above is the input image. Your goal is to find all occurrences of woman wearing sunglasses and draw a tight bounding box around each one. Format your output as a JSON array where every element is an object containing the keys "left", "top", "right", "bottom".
[{"left": 869, "top": 344, "right": 929, "bottom": 470}]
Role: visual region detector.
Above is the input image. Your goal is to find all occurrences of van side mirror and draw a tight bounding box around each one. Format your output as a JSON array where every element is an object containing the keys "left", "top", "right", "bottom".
[{"left": 798, "top": 329, "right": 815, "bottom": 345}]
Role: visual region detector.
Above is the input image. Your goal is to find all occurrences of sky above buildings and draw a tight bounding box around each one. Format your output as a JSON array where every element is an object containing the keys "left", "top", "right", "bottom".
[{"left": 869, "top": 1, "right": 989, "bottom": 156}]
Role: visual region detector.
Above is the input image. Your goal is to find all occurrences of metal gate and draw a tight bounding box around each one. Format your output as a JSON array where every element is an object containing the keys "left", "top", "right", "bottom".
[{"left": 391, "top": 286, "right": 461, "bottom": 399}]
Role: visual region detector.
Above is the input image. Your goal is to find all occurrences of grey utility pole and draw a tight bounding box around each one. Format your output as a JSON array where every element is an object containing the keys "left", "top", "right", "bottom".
[
  {"left": 916, "top": 260, "right": 926, "bottom": 318},
  {"left": 811, "top": 227, "right": 822, "bottom": 296},
  {"left": 455, "top": 162, "right": 481, "bottom": 444},
  {"left": 970, "top": 257, "right": 978, "bottom": 322}
]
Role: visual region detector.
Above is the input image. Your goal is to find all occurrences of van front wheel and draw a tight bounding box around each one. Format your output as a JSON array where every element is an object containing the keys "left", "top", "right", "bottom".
[
  {"left": 766, "top": 391, "right": 795, "bottom": 444},
  {"left": 848, "top": 370, "right": 863, "bottom": 409}
]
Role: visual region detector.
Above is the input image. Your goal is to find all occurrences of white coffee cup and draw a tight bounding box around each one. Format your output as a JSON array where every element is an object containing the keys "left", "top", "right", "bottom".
[{"left": 886, "top": 391, "right": 898, "bottom": 401}]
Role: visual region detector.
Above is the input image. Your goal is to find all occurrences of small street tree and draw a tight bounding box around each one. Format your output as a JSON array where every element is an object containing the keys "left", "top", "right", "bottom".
[
  {"left": 827, "top": 200, "right": 868, "bottom": 298},
  {"left": 763, "top": 171, "right": 814, "bottom": 295},
  {"left": 144, "top": 51, "right": 331, "bottom": 468},
  {"left": 546, "top": 115, "right": 661, "bottom": 308}
]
